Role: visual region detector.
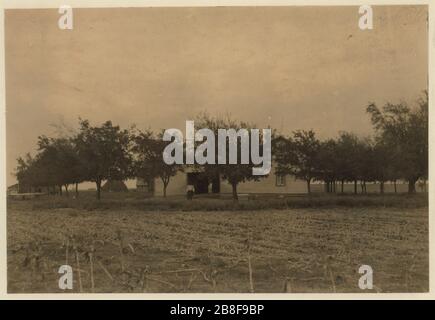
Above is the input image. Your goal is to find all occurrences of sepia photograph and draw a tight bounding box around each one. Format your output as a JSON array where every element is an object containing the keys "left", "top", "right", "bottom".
[{"left": 3, "top": 4, "right": 429, "bottom": 295}]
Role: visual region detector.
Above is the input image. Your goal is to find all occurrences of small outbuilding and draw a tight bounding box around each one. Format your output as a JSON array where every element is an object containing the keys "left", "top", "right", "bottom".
[{"left": 101, "top": 180, "right": 128, "bottom": 192}]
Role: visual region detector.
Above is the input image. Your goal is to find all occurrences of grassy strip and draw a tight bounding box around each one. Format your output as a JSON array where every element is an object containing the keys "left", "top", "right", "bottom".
[{"left": 14, "top": 193, "right": 428, "bottom": 212}]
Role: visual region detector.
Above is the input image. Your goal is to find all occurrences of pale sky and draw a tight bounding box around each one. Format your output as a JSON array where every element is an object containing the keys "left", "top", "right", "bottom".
[{"left": 5, "top": 6, "right": 428, "bottom": 186}]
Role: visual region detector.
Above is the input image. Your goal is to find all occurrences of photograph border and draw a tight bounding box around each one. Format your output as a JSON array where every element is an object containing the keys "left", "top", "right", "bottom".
[{"left": 0, "top": 0, "right": 433, "bottom": 300}]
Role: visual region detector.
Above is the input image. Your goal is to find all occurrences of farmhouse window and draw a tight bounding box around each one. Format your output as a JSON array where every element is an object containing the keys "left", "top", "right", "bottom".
[{"left": 276, "top": 174, "right": 286, "bottom": 187}]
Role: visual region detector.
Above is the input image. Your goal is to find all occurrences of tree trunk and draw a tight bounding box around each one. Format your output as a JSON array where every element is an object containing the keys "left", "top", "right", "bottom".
[
  {"left": 59, "top": 185, "right": 63, "bottom": 196},
  {"left": 408, "top": 179, "right": 417, "bottom": 194},
  {"left": 231, "top": 183, "right": 238, "bottom": 201},
  {"left": 75, "top": 183, "right": 79, "bottom": 198},
  {"left": 380, "top": 181, "right": 384, "bottom": 194},
  {"left": 64, "top": 184, "right": 69, "bottom": 197},
  {"left": 341, "top": 180, "right": 344, "bottom": 193},
  {"left": 394, "top": 180, "right": 397, "bottom": 193},
  {"left": 354, "top": 180, "right": 357, "bottom": 194},
  {"left": 306, "top": 179, "right": 311, "bottom": 194},
  {"left": 161, "top": 176, "right": 170, "bottom": 198},
  {"left": 96, "top": 180, "right": 102, "bottom": 200}
]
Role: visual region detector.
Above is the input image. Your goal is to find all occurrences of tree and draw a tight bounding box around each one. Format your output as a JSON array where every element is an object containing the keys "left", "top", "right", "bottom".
[
  {"left": 354, "top": 137, "right": 373, "bottom": 194},
  {"left": 132, "top": 129, "right": 181, "bottom": 198},
  {"left": 369, "top": 138, "right": 397, "bottom": 194},
  {"left": 75, "top": 119, "right": 132, "bottom": 199},
  {"left": 274, "top": 130, "right": 320, "bottom": 194},
  {"left": 37, "top": 136, "right": 84, "bottom": 197},
  {"left": 335, "top": 132, "right": 361, "bottom": 194},
  {"left": 194, "top": 114, "right": 268, "bottom": 201},
  {"left": 367, "top": 91, "right": 428, "bottom": 193},
  {"left": 15, "top": 154, "right": 40, "bottom": 193},
  {"left": 315, "top": 139, "right": 340, "bottom": 193}
]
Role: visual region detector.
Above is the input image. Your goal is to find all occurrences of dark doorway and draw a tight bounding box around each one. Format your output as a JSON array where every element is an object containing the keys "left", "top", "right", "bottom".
[
  {"left": 211, "top": 174, "right": 220, "bottom": 193},
  {"left": 187, "top": 173, "right": 209, "bottom": 194}
]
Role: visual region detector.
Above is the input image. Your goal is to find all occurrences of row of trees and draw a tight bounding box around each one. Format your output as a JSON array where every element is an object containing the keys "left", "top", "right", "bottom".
[
  {"left": 15, "top": 93, "right": 427, "bottom": 200},
  {"left": 15, "top": 116, "right": 263, "bottom": 200},
  {"left": 274, "top": 92, "right": 428, "bottom": 194},
  {"left": 16, "top": 120, "right": 132, "bottom": 200}
]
